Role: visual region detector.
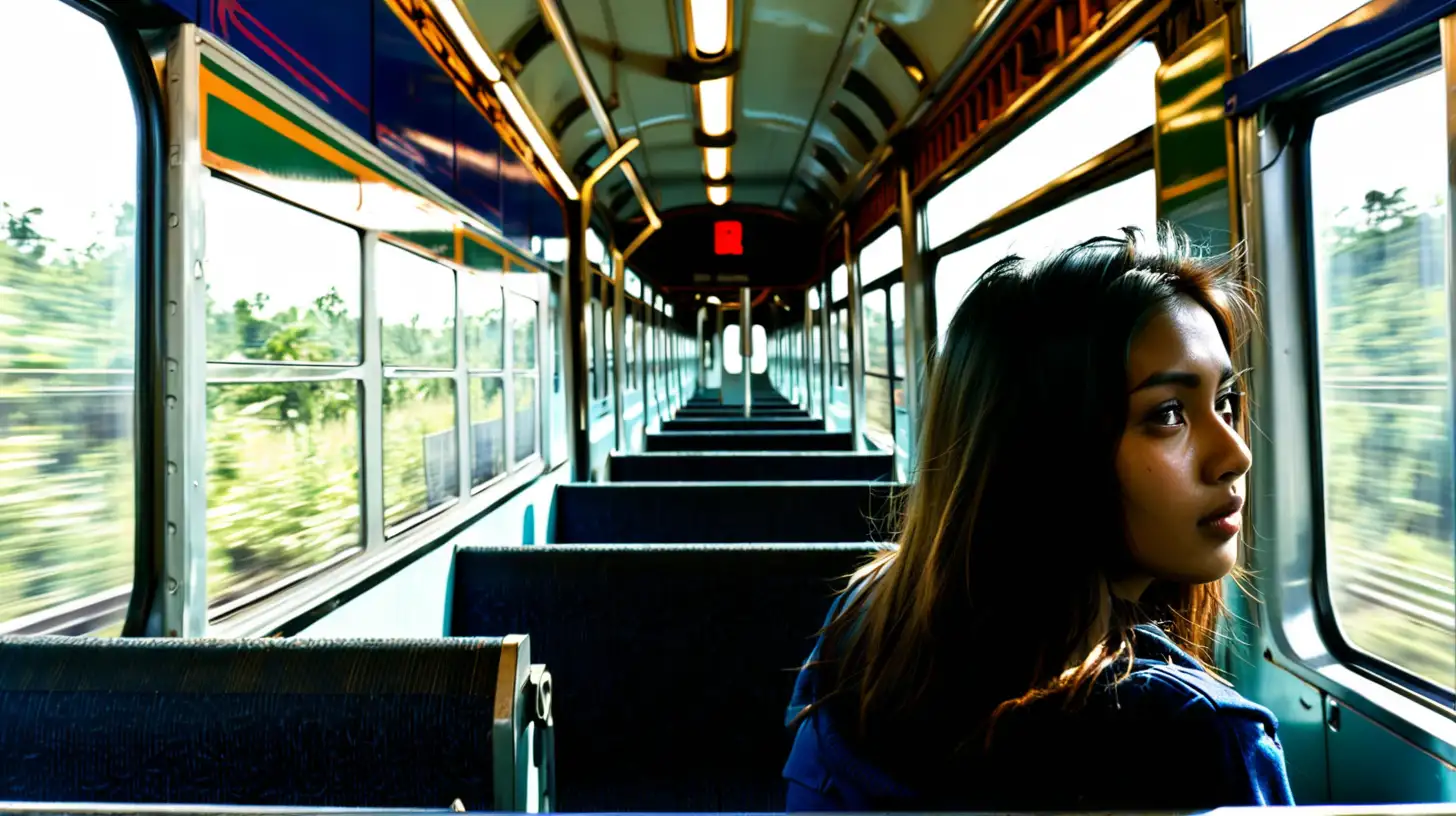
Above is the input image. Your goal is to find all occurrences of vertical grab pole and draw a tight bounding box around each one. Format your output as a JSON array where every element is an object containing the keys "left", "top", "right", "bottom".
[
  {"left": 567, "top": 138, "right": 639, "bottom": 481},
  {"left": 741, "top": 286, "right": 752, "bottom": 417},
  {"left": 898, "top": 164, "right": 928, "bottom": 478}
]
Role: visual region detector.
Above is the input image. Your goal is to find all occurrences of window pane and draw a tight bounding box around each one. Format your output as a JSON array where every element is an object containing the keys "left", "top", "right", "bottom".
[
  {"left": 934, "top": 170, "right": 1156, "bottom": 347},
  {"left": 511, "top": 293, "right": 537, "bottom": 370},
  {"left": 890, "top": 282, "right": 905, "bottom": 377},
  {"left": 724, "top": 324, "right": 742, "bottom": 375},
  {"left": 462, "top": 275, "right": 504, "bottom": 371},
  {"left": 0, "top": 2, "right": 136, "bottom": 634},
  {"left": 859, "top": 227, "right": 901, "bottom": 288},
  {"left": 865, "top": 290, "right": 889, "bottom": 376},
  {"left": 206, "top": 382, "right": 361, "bottom": 610},
  {"left": 383, "top": 377, "right": 457, "bottom": 530},
  {"left": 926, "top": 42, "right": 1160, "bottom": 250},
  {"left": 514, "top": 374, "right": 538, "bottom": 463},
  {"left": 469, "top": 375, "right": 505, "bottom": 487},
  {"left": 1246, "top": 0, "right": 1368, "bottom": 66},
  {"left": 378, "top": 243, "right": 455, "bottom": 368},
  {"left": 205, "top": 178, "right": 361, "bottom": 363},
  {"left": 1311, "top": 71, "right": 1456, "bottom": 691},
  {"left": 585, "top": 304, "right": 596, "bottom": 398},
  {"left": 866, "top": 375, "right": 894, "bottom": 452},
  {"left": 830, "top": 265, "right": 848, "bottom": 302},
  {"left": 751, "top": 324, "right": 768, "bottom": 375}
]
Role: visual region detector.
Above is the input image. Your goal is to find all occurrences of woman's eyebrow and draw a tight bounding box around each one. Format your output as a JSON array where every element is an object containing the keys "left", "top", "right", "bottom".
[{"left": 1131, "top": 365, "right": 1236, "bottom": 393}]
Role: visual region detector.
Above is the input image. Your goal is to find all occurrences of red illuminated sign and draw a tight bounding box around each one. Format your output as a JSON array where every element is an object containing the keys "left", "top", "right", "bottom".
[{"left": 714, "top": 221, "right": 743, "bottom": 255}]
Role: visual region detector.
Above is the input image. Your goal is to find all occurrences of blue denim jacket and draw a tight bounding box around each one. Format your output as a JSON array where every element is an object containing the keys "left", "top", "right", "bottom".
[{"left": 783, "top": 597, "right": 1295, "bottom": 811}]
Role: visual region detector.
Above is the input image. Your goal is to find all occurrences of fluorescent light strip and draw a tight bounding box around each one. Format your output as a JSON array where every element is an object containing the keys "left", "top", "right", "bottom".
[
  {"left": 687, "top": 0, "right": 729, "bottom": 55},
  {"left": 707, "top": 185, "right": 729, "bottom": 205},
  {"left": 704, "top": 147, "right": 729, "bottom": 180},
  {"left": 494, "top": 81, "right": 580, "bottom": 200},
  {"left": 698, "top": 76, "right": 732, "bottom": 137},
  {"left": 431, "top": 0, "right": 502, "bottom": 82}
]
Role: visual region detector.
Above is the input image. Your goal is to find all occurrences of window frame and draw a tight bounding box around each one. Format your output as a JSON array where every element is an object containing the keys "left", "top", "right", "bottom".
[{"left": 0, "top": 0, "right": 166, "bottom": 637}]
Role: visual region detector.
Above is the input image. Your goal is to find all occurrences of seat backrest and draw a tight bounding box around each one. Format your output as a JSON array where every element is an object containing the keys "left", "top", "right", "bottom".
[
  {"left": 0, "top": 636, "right": 543, "bottom": 810},
  {"left": 645, "top": 430, "right": 854, "bottom": 452},
  {"left": 661, "top": 417, "right": 824, "bottom": 432},
  {"left": 551, "top": 481, "right": 898, "bottom": 543},
  {"left": 449, "top": 543, "right": 883, "bottom": 811},
  {"left": 608, "top": 451, "right": 894, "bottom": 482}
]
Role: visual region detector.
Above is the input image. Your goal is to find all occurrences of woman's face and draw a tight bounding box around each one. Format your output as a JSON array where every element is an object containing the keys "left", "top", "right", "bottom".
[{"left": 1116, "top": 295, "right": 1251, "bottom": 587}]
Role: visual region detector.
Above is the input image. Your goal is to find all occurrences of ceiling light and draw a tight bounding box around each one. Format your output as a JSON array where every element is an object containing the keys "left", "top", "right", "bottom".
[
  {"left": 494, "top": 81, "right": 579, "bottom": 200},
  {"left": 697, "top": 76, "right": 733, "bottom": 137},
  {"left": 687, "top": 0, "right": 729, "bottom": 56},
  {"left": 432, "top": 0, "right": 502, "bottom": 82},
  {"left": 707, "top": 184, "right": 730, "bottom": 206},
  {"left": 704, "top": 147, "right": 729, "bottom": 180},
  {"left": 707, "top": 295, "right": 722, "bottom": 305}
]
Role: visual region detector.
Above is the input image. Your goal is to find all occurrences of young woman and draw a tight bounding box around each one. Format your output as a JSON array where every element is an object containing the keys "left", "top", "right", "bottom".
[{"left": 783, "top": 227, "right": 1294, "bottom": 811}]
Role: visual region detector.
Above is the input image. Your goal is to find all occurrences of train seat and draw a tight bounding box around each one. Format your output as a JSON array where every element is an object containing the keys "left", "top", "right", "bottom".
[
  {"left": 645, "top": 429, "right": 854, "bottom": 452},
  {"left": 448, "top": 542, "right": 883, "bottom": 811},
  {"left": 0, "top": 636, "right": 551, "bottom": 811},
  {"left": 549, "top": 481, "right": 898, "bottom": 543},
  {"left": 607, "top": 451, "right": 894, "bottom": 482},
  {"left": 660, "top": 417, "right": 824, "bottom": 432}
]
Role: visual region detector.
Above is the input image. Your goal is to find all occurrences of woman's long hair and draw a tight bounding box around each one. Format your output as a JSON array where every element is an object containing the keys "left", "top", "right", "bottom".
[{"left": 809, "top": 225, "right": 1255, "bottom": 776}]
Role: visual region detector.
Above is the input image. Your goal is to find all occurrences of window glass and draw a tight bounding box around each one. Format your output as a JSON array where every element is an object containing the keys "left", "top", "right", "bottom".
[
  {"left": 514, "top": 374, "right": 538, "bottom": 463},
  {"left": 205, "top": 178, "right": 361, "bottom": 363},
  {"left": 510, "top": 293, "right": 537, "bottom": 370},
  {"left": 378, "top": 243, "right": 455, "bottom": 368},
  {"left": 1310, "top": 71, "right": 1456, "bottom": 691},
  {"left": 585, "top": 304, "right": 596, "bottom": 398},
  {"left": 864, "top": 289, "right": 890, "bottom": 376},
  {"left": 0, "top": 1, "right": 137, "bottom": 634},
  {"left": 926, "top": 42, "right": 1160, "bottom": 250},
  {"left": 835, "top": 306, "right": 850, "bottom": 384},
  {"left": 724, "top": 324, "right": 742, "bottom": 375},
  {"left": 462, "top": 275, "right": 504, "bottom": 370},
  {"left": 1245, "top": 0, "right": 1369, "bottom": 66},
  {"left": 866, "top": 376, "right": 894, "bottom": 452},
  {"left": 469, "top": 376, "right": 506, "bottom": 487},
  {"left": 206, "top": 382, "right": 361, "bottom": 608},
  {"left": 934, "top": 170, "right": 1156, "bottom": 347},
  {"left": 625, "top": 312, "right": 636, "bottom": 385},
  {"left": 751, "top": 324, "right": 768, "bottom": 375},
  {"left": 383, "top": 378, "right": 457, "bottom": 530},
  {"left": 830, "top": 265, "right": 848, "bottom": 302},
  {"left": 586, "top": 229, "right": 607, "bottom": 267},
  {"left": 890, "top": 282, "right": 905, "bottom": 377},
  {"left": 626, "top": 269, "right": 642, "bottom": 298},
  {"left": 859, "top": 227, "right": 902, "bottom": 288}
]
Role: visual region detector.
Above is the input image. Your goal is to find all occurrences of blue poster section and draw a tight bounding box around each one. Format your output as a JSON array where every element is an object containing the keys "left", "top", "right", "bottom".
[
  {"left": 205, "top": 0, "right": 372, "bottom": 136},
  {"left": 171, "top": 0, "right": 559, "bottom": 255}
]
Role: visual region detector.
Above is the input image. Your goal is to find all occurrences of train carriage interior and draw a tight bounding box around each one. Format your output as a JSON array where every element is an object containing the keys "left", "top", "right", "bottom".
[{"left": 2, "top": 0, "right": 1456, "bottom": 813}]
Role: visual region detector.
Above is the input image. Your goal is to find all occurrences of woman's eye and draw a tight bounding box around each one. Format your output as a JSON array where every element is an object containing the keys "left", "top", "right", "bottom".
[
  {"left": 1149, "top": 402, "right": 1184, "bottom": 427},
  {"left": 1216, "top": 391, "right": 1243, "bottom": 425}
]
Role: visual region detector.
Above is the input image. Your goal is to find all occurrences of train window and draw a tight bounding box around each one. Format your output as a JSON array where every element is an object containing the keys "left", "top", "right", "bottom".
[
  {"left": 510, "top": 293, "right": 537, "bottom": 370},
  {"left": 510, "top": 293, "right": 538, "bottom": 464},
  {"left": 864, "top": 290, "right": 893, "bottom": 451},
  {"left": 378, "top": 244, "right": 455, "bottom": 369},
  {"left": 859, "top": 227, "right": 901, "bottom": 288},
  {"left": 926, "top": 42, "right": 1159, "bottom": 250},
  {"left": 751, "top": 324, "right": 768, "bottom": 375},
  {"left": 586, "top": 229, "right": 607, "bottom": 268},
  {"left": 205, "top": 178, "right": 361, "bottom": 364},
  {"left": 933, "top": 170, "right": 1156, "bottom": 345},
  {"left": 469, "top": 376, "right": 506, "bottom": 487},
  {"left": 835, "top": 306, "right": 849, "bottom": 386},
  {"left": 604, "top": 305, "right": 614, "bottom": 394},
  {"left": 462, "top": 274, "right": 505, "bottom": 371},
  {"left": 1309, "top": 70, "right": 1456, "bottom": 692},
  {"left": 378, "top": 245, "right": 458, "bottom": 530},
  {"left": 585, "top": 304, "right": 596, "bottom": 399},
  {"left": 626, "top": 269, "right": 642, "bottom": 298},
  {"left": 207, "top": 382, "right": 362, "bottom": 608},
  {"left": 1245, "top": 0, "right": 1368, "bottom": 66},
  {"left": 831, "top": 265, "right": 848, "bottom": 302},
  {"left": 625, "top": 312, "right": 636, "bottom": 387},
  {"left": 724, "top": 325, "right": 742, "bottom": 375},
  {"left": 0, "top": 0, "right": 138, "bottom": 634}
]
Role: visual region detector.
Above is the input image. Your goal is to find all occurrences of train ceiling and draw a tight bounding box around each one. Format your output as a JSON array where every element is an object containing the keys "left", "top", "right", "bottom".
[{"left": 461, "top": 0, "right": 994, "bottom": 221}]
